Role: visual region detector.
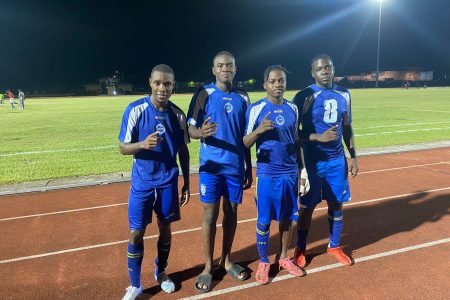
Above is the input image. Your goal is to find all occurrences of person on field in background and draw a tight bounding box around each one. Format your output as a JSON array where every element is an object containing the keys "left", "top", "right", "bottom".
[
  {"left": 187, "top": 51, "right": 253, "bottom": 293},
  {"left": 118, "top": 64, "right": 190, "bottom": 300},
  {"left": 243, "top": 65, "right": 309, "bottom": 285},
  {"left": 293, "top": 54, "right": 358, "bottom": 268},
  {"left": 7, "top": 90, "right": 15, "bottom": 109},
  {"left": 18, "top": 90, "right": 25, "bottom": 109}
]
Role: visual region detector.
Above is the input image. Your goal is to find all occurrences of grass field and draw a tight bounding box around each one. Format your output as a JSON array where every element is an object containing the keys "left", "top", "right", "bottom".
[{"left": 1, "top": 88, "right": 449, "bottom": 185}]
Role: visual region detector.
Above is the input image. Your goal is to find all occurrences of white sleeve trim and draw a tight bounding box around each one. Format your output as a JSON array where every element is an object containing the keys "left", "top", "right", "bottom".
[
  {"left": 123, "top": 102, "right": 148, "bottom": 143},
  {"left": 246, "top": 102, "right": 266, "bottom": 135}
]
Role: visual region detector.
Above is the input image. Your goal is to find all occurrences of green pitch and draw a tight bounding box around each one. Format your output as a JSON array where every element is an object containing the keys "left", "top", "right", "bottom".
[{"left": 1, "top": 88, "right": 449, "bottom": 185}]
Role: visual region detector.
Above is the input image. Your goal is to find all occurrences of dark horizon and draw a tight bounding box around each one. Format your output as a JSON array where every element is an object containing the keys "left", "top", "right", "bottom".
[{"left": 1, "top": 0, "right": 449, "bottom": 91}]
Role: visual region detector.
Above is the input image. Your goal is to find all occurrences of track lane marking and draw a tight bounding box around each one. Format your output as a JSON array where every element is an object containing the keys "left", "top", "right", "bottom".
[
  {"left": 1, "top": 161, "right": 449, "bottom": 221},
  {"left": 1, "top": 187, "right": 449, "bottom": 264},
  {"left": 180, "top": 238, "right": 450, "bottom": 299}
]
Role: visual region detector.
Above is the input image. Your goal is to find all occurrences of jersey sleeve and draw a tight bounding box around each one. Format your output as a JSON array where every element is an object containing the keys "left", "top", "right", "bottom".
[
  {"left": 287, "top": 101, "right": 300, "bottom": 141},
  {"left": 118, "top": 104, "right": 139, "bottom": 143},
  {"left": 236, "top": 89, "right": 251, "bottom": 107},
  {"left": 343, "top": 91, "right": 352, "bottom": 126},
  {"left": 186, "top": 87, "right": 208, "bottom": 127},
  {"left": 244, "top": 104, "right": 254, "bottom": 135},
  {"left": 245, "top": 101, "right": 266, "bottom": 136},
  {"left": 171, "top": 104, "right": 190, "bottom": 145}
]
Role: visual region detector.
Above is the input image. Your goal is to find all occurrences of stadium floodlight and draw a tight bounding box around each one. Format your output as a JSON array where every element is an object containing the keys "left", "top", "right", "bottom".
[{"left": 373, "top": 0, "right": 385, "bottom": 87}]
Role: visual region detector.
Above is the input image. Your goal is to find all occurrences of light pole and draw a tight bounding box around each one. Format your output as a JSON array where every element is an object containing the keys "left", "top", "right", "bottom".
[{"left": 374, "top": 0, "right": 384, "bottom": 88}]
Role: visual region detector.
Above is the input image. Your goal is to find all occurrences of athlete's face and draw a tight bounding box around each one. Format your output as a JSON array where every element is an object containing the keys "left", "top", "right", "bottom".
[
  {"left": 212, "top": 55, "right": 236, "bottom": 85},
  {"left": 264, "top": 69, "right": 286, "bottom": 101},
  {"left": 149, "top": 71, "right": 175, "bottom": 104},
  {"left": 311, "top": 58, "right": 335, "bottom": 88}
]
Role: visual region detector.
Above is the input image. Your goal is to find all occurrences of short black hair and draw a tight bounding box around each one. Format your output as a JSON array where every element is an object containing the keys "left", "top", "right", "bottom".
[
  {"left": 213, "top": 51, "right": 235, "bottom": 65},
  {"left": 263, "top": 65, "right": 290, "bottom": 82},
  {"left": 311, "top": 54, "right": 333, "bottom": 68},
  {"left": 150, "top": 64, "right": 175, "bottom": 78}
]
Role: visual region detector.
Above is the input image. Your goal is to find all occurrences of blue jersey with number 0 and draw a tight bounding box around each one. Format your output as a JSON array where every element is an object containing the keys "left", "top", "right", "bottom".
[{"left": 293, "top": 84, "right": 352, "bottom": 161}]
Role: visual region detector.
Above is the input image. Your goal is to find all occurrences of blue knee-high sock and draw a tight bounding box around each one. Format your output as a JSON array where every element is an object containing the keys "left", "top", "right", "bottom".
[
  {"left": 328, "top": 209, "right": 344, "bottom": 248},
  {"left": 256, "top": 222, "right": 270, "bottom": 263},
  {"left": 128, "top": 242, "right": 144, "bottom": 287},
  {"left": 155, "top": 241, "right": 171, "bottom": 274},
  {"left": 296, "top": 229, "right": 309, "bottom": 251}
]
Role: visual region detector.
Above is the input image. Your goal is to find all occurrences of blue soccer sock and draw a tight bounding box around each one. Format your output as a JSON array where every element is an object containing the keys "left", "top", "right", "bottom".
[
  {"left": 328, "top": 209, "right": 344, "bottom": 248},
  {"left": 127, "top": 242, "right": 144, "bottom": 288},
  {"left": 296, "top": 229, "right": 309, "bottom": 251},
  {"left": 155, "top": 241, "right": 171, "bottom": 274},
  {"left": 256, "top": 221, "right": 270, "bottom": 263}
]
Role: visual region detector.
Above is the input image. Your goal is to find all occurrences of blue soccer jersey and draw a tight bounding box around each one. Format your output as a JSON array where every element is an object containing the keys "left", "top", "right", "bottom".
[
  {"left": 187, "top": 83, "right": 250, "bottom": 175},
  {"left": 245, "top": 98, "right": 299, "bottom": 177},
  {"left": 118, "top": 96, "right": 190, "bottom": 188},
  {"left": 293, "top": 84, "right": 352, "bottom": 161}
]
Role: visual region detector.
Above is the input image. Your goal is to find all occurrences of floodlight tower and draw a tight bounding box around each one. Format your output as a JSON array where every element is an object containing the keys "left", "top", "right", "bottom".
[{"left": 374, "top": 0, "right": 385, "bottom": 88}]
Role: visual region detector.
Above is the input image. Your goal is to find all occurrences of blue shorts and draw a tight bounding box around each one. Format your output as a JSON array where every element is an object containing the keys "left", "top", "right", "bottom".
[
  {"left": 255, "top": 175, "right": 298, "bottom": 224},
  {"left": 300, "top": 156, "right": 351, "bottom": 209},
  {"left": 199, "top": 173, "right": 243, "bottom": 204},
  {"left": 128, "top": 184, "right": 180, "bottom": 230}
]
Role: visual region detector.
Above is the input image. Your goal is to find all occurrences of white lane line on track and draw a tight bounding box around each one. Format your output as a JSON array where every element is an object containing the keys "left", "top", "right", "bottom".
[
  {"left": 0, "top": 203, "right": 128, "bottom": 222},
  {"left": 1, "top": 187, "right": 449, "bottom": 264},
  {"left": 1, "top": 161, "right": 449, "bottom": 222},
  {"left": 0, "top": 190, "right": 206, "bottom": 222},
  {"left": 357, "top": 161, "right": 450, "bottom": 174},
  {"left": 179, "top": 238, "right": 450, "bottom": 300}
]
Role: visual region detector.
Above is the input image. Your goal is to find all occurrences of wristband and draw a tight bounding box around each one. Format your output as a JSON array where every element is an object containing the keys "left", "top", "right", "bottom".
[{"left": 348, "top": 148, "right": 356, "bottom": 158}]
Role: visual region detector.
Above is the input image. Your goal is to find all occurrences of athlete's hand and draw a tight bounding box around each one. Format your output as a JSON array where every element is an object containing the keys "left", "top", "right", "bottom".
[
  {"left": 256, "top": 112, "right": 274, "bottom": 134},
  {"left": 313, "top": 125, "right": 338, "bottom": 143},
  {"left": 243, "top": 168, "right": 253, "bottom": 190},
  {"left": 348, "top": 157, "right": 359, "bottom": 178},
  {"left": 299, "top": 168, "right": 310, "bottom": 196},
  {"left": 179, "top": 185, "right": 190, "bottom": 207},
  {"left": 200, "top": 117, "right": 218, "bottom": 138},
  {"left": 140, "top": 132, "right": 161, "bottom": 150}
]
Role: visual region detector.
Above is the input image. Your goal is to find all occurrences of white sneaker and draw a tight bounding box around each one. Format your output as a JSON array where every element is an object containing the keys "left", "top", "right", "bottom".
[
  {"left": 121, "top": 286, "right": 143, "bottom": 300},
  {"left": 155, "top": 272, "right": 175, "bottom": 293}
]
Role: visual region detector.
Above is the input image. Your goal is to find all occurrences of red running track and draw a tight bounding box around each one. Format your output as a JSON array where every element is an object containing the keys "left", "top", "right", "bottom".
[{"left": 0, "top": 147, "right": 449, "bottom": 299}]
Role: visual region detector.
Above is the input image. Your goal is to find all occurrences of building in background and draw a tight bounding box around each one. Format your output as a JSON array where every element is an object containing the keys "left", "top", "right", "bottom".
[
  {"left": 335, "top": 69, "right": 433, "bottom": 88},
  {"left": 84, "top": 71, "right": 134, "bottom": 95}
]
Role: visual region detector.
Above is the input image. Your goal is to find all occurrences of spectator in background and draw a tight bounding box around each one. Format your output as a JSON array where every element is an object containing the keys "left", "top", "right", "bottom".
[{"left": 18, "top": 90, "right": 25, "bottom": 109}]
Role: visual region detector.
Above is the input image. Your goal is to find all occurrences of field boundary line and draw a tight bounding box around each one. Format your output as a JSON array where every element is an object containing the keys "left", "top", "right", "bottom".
[
  {"left": 353, "top": 120, "right": 450, "bottom": 130},
  {"left": 0, "top": 187, "right": 448, "bottom": 264},
  {"left": 1, "top": 143, "right": 449, "bottom": 196},
  {"left": 0, "top": 145, "right": 116, "bottom": 157},
  {"left": 355, "top": 127, "right": 450, "bottom": 137}
]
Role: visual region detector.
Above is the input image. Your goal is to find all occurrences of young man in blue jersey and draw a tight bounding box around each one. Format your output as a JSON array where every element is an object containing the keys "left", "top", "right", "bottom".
[
  {"left": 244, "top": 66, "right": 307, "bottom": 284},
  {"left": 118, "top": 64, "right": 190, "bottom": 300},
  {"left": 187, "top": 51, "right": 253, "bottom": 293},
  {"left": 293, "top": 54, "right": 358, "bottom": 268}
]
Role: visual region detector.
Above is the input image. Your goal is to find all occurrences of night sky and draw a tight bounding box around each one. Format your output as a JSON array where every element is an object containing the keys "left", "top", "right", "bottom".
[{"left": 1, "top": 0, "right": 449, "bottom": 90}]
